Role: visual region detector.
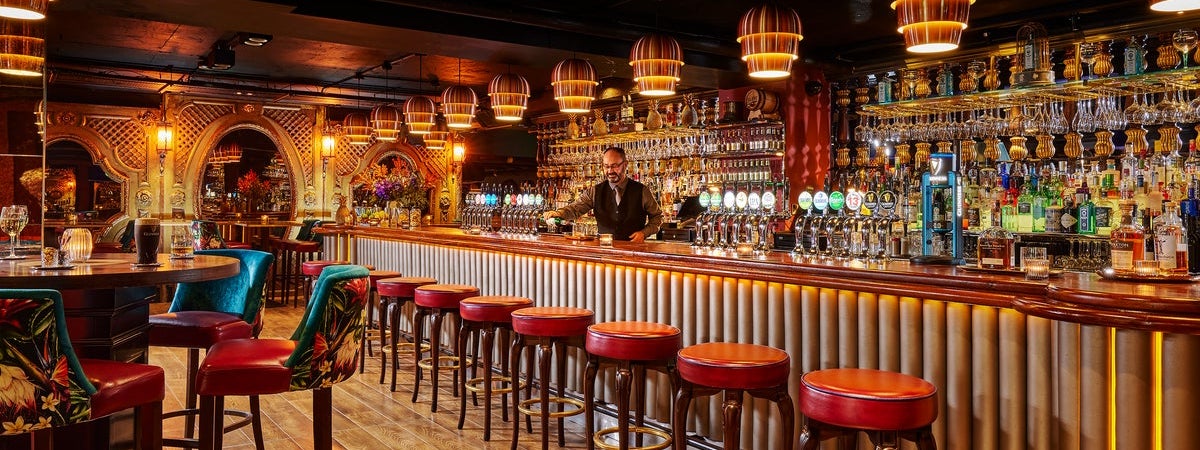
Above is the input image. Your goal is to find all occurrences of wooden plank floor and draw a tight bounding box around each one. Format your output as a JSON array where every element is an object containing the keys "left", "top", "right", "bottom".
[{"left": 150, "top": 302, "right": 595, "bottom": 450}]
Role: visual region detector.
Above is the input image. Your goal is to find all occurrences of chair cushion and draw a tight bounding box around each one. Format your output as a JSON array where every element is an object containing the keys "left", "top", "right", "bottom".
[
  {"left": 511, "top": 307, "right": 594, "bottom": 337},
  {"left": 225, "top": 241, "right": 252, "bottom": 250},
  {"left": 799, "top": 368, "right": 938, "bottom": 431},
  {"left": 376, "top": 277, "right": 437, "bottom": 298},
  {"left": 148, "top": 311, "right": 252, "bottom": 349},
  {"left": 274, "top": 239, "right": 320, "bottom": 253},
  {"left": 677, "top": 342, "right": 790, "bottom": 390},
  {"left": 368, "top": 270, "right": 403, "bottom": 286},
  {"left": 301, "top": 260, "right": 349, "bottom": 277},
  {"left": 196, "top": 338, "right": 296, "bottom": 396},
  {"left": 459, "top": 296, "right": 533, "bottom": 323},
  {"left": 586, "top": 321, "right": 681, "bottom": 361},
  {"left": 414, "top": 284, "right": 479, "bottom": 309},
  {"left": 80, "top": 359, "right": 165, "bottom": 419}
]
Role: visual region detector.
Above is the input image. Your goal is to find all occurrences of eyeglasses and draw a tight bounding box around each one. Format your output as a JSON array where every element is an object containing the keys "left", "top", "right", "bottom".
[{"left": 602, "top": 161, "right": 626, "bottom": 170}]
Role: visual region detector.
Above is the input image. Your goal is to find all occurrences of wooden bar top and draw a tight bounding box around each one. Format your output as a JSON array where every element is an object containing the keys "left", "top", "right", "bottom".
[{"left": 324, "top": 225, "right": 1200, "bottom": 334}]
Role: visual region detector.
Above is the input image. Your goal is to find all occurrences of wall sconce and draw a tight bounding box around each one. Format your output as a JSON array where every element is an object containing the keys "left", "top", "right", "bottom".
[
  {"left": 155, "top": 120, "right": 173, "bottom": 174},
  {"left": 452, "top": 140, "right": 465, "bottom": 165}
]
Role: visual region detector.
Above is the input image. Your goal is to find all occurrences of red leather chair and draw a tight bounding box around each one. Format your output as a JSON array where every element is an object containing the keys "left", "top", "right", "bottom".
[
  {"left": 195, "top": 265, "right": 371, "bottom": 450},
  {"left": 0, "top": 289, "right": 164, "bottom": 450},
  {"left": 673, "top": 342, "right": 795, "bottom": 450},
  {"left": 584, "top": 321, "right": 681, "bottom": 450},
  {"left": 798, "top": 368, "right": 938, "bottom": 450}
]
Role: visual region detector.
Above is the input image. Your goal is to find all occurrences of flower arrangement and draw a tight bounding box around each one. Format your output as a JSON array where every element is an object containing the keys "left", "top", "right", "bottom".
[
  {"left": 236, "top": 172, "right": 271, "bottom": 199},
  {"left": 351, "top": 161, "right": 428, "bottom": 211}
]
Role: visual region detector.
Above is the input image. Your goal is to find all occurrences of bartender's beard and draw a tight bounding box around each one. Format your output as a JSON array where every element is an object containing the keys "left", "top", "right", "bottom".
[{"left": 607, "top": 172, "right": 620, "bottom": 182}]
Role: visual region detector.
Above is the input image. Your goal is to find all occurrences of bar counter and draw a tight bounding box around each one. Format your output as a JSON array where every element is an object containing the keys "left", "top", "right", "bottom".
[{"left": 323, "top": 225, "right": 1200, "bottom": 450}]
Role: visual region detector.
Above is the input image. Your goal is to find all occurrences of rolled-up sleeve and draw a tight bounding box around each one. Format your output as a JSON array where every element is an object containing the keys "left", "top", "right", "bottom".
[
  {"left": 640, "top": 187, "right": 663, "bottom": 237},
  {"left": 556, "top": 185, "right": 595, "bottom": 220}
]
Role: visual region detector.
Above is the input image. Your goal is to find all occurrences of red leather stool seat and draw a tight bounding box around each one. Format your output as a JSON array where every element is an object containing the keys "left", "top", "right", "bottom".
[
  {"left": 459, "top": 296, "right": 533, "bottom": 323},
  {"left": 148, "top": 311, "right": 252, "bottom": 348},
  {"left": 586, "top": 321, "right": 681, "bottom": 361},
  {"left": 368, "top": 270, "right": 403, "bottom": 285},
  {"left": 225, "top": 242, "right": 252, "bottom": 250},
  {"left": 80, "top": 359, "right": 166, "bottom": 419},
  {"left": 276, "top": 239, "right": 320, "bottom": 252},
  {"left": 197, "top": 339, "right": 297, "bottom": 397},
  {"left": 800, "top": 368, "right": 938, "bottom": 431},
  {"left": 414, "top": 284, "right": 479, "bottom": 309},
  {"left": 511, "top": 307, "right": 594, "bottom": 337},
  {"left": 301, "top": 260, "right": 349, "bottom": 277},
  {"left": 377, "top": 276, "right": 437, "bottom": 298},
  {"left": 677, "top": 342, "right": 790, "bottom": 390}
]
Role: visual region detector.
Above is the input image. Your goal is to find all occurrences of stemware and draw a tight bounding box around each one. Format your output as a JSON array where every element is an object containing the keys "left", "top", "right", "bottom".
[
  {"left": 1173, "top": 29, "right": 1198, "bottom": 69},
  {"left": 0, "top": 205, "right": 28, "bottom": 260}
]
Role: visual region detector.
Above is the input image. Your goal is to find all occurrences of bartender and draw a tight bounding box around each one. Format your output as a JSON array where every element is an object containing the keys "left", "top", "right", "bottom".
[{"left": 543, "top": 147, "right": 663, "bottom": 242}]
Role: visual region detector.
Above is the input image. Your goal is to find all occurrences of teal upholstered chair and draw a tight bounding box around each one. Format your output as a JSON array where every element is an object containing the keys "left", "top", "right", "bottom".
[
  {"left": 148, "top": 249, "right": 274, "bottom": 449},
  {"left": 196, "top": 264, "right": 370, "bottom": 450},
  {"left": 0, "top": 289, "right": 164, "bottom": 449}
]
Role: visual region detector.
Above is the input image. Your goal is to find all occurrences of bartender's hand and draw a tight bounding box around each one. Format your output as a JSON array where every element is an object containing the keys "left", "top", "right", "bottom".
[
  {"left": 628, "top": 231, "right": 646, "bottom": 243},
  {"left": 542, "top": 210, "right": 560, "bottom": 224}
]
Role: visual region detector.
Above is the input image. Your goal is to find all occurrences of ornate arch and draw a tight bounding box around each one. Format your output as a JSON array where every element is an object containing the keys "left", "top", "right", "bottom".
[
  {"left": 185, "top": 115, "right": 305, "bottom": 218},
  {"left": 44, "top": 124, "right": 134, "bottom": 182},
  {"left": 354, "top": 141, "right": 442, "bottom": 188}
]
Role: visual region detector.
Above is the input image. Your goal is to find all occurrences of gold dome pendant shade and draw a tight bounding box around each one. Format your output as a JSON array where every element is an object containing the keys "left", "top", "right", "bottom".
[
  {"left": 441, "top": 84, "right": 476, "bottom": 130},
  {"left": 369, "top": 105, "right": 403, "bottom": 142},
  {"left": 551, "top": 58, "right": 598, "bottom": 113},
  {"left": 629, "top": 34, "right": 684, "bottom": 96},
  {"left": 404, "top": 95, "right": 437, "bottom": 135},
  {"left": 488, "top": 72, "right": 530, "bottom": 122},
  {"left": 891, "top": 0, "right": 974, "bottom": 54},
  {"left": 0, "top": 19, "right": 42, "bottom": 76},
  {"left": 737, "top": 4, "right": 804, "bottom": 79}
]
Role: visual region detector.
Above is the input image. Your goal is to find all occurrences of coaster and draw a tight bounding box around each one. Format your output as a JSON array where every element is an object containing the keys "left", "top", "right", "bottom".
[
  {"left": 31, "top": 265, "right": 75, "bottom": 271},
  {"left": 131, "top": 262, "right": 163, "bottom": 268}
]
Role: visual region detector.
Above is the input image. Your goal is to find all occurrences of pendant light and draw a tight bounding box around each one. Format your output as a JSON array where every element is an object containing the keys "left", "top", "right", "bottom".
[
  {"left": 550, "top": 58, "right": 598, "bottom": 113},
  {"left": 0, "top": 19, "right": 41, "bottom": 76},
  {"left": 0, "top": 0, "right": 46, "bottom": 20},
  {"left": 488, "top": 71, "right": 530, "bottom": 122},
  {"left": 629, "top": 34, "right": 684, "bottom": 96},
  {"left": 404, "top": 55, "right": 436, "bottom": 135},
  {"left": 1151, "top": 0, "right": 1200, "bottom": 12},
  {"left": 442, "top": 58, "right": 476, "bottom": 129},
  {"left": 343, "top": 112, "right": 372, "bottom": 146},
  {"left": 737, "top": 4, "right": 804, "bottom": 79},
  {"left": 424, "top": 113, "right": 449, "bottom": 150},
  {"left": 891, "top": 0, "right": 974, "bottom": 54},
  {"left": 371, "top": 64, "right": 403, "bottom": 141}
]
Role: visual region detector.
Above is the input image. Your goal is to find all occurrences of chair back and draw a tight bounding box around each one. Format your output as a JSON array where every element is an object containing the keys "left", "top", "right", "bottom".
[
  {"left": 294, "top": 219, "right": 321, "bottom": 242},
  {"left": 0, "top": 289, "right": 96, "bottom": 435},
  {"left": 284, "top": 265, "right": 369, "bottom": 391},
  {"left": 190, "top": 220, "right": 228, "bottom": 250},
  {"left": 168, "top": 249, "right": 275, "bottom": 336}
]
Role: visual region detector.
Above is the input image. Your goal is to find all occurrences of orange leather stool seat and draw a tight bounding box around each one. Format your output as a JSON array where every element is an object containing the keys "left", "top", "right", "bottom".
[
  {"left": 673, "top": 343, "right": 794, "bottom": 450},
  {"left": 584, "top": 321, "right": 681, "bottom": 450},
  {"left": 798, "top": 368, "right": 938, "bottom": 450},
  {"left": 377, "top": 276, "right": 438, "bottom": 297},
  {"left": 509, "top": 307, "right": 595, "bottom": 449},
  {"left": 378, "top": 276, "right": 438, "bottom": 392},
  {"left": 454, "top": 296, "right": 534, "bottom": 441},
  {"left": 411, "top": 284, "right": 480, "bottom": 411}
]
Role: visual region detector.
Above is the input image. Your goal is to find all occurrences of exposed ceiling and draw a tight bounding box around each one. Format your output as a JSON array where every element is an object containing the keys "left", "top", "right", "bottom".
[{"left": 41, "top": 0, "right": 1195, "bottom": 119}]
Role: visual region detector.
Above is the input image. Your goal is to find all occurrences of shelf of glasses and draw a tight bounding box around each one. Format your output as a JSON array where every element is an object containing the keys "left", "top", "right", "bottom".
[
  {"left": 549, "top": 127, "right": 706, "bottom": 150},
  {"left": 861, "top": 67, "right": 1200, "bottom": 118}
]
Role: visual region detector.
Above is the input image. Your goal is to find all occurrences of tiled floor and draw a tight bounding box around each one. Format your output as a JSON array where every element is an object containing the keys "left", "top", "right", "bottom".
[{"left": 151, "top": 302, "right": 594, "bottom": 450}]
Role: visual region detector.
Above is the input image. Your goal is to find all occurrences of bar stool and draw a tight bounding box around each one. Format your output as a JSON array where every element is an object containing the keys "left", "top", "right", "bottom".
[
  {"left": 455, "top": 295, "right": 534, "bottom": 440},
  {"left": 585, "top": 321, "right": 681, "bottom": 450},
  {"left": 379, "top": 276, "right": 437, "bottom": 391},
  {"left": 412, "top": 283, "right": 480, "bottom": 411},
  {"left": 672, "top": 343, "right": 795, "bottom": 450},
  {"left": 510, "top": 307, "right": 595, "bottom": 450},
  {"left": 298, "top": 260, "right": 349, "bottom": 307},
  {"left": 361, "top": 269, "right": 403, "bottom": 376},
  {"left": 267, "top": 223, "right": 321, "bottom": 306},
  {"left": 797, "top": 368, "right": 938, "bottom": 450}
]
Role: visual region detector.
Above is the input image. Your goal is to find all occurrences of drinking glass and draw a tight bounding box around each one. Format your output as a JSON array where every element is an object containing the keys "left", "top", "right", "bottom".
[
  {"left": 1173, "top": 29, "right": 1197, "bottom": 69},
  {"left": 170, "top": 226, "right": 194, "bottom": 259},
  {"left": 0, "top": 205, "right": 28, "bottom": 260}
]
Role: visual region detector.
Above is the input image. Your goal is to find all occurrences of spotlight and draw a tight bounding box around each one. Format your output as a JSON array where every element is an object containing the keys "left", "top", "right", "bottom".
[
  {"left": 241, "top": 33, "right": 272, "bottom": 47},
  {"left": 199, "top": 45, "right": 235, "bottom": 70}
]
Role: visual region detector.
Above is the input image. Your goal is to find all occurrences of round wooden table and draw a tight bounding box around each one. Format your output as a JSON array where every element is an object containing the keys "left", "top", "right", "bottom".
[{"left": 0, "top": 253, "right": 240, "bottom": 289}]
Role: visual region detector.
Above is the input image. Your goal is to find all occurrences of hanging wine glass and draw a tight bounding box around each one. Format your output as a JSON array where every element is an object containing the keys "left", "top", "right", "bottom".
[{"left": 1173, "top": 29, "right": 1198, "bottom": 69}]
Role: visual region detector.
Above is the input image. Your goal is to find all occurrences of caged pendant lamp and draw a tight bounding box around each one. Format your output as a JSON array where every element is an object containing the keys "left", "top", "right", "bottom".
[
  {"left": 629, "top": 34, "right": 684, "bottom": 96},
  {"left": 370, "top": 105, "right": 403, "bottom": 142},
  {"left": 487, "top": 72, "right": 530, "bottom": 122},
  {"left": 737, "top": 4, "right": 804, "bottom": 79},
  {"left": 405, "top": 56, "right": 437, "bottom": 135},
  {"left": 423, "top": 113, "right": 449, "bottom": 150},
  {"left": 891, "top": 0, "right": 974, "bottom": 54},
  {"left": 342, "top": 112, "right": 372, "bottom": 146},
  {"left": 550, "top": 58, "right": 598, "bottom": 113},
  {"left": 442, "top": 58, "right": 476, "bottom": 129},
  {"left": 0, "top": 18, "right": 41, "bottom": 77}
]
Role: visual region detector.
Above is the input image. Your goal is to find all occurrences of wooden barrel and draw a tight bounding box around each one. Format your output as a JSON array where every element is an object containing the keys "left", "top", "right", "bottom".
[{"left": 744, "top": 88, "right": 780, "bottom": 115}]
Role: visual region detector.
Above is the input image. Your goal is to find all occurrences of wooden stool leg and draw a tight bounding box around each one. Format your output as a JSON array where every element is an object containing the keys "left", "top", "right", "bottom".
[
  {"left": 198, "top": 396, "right": 216, "bottom": 450},
  {"left": 480, "top": 325, "right": 496, "bottom": 440},
  {"left": 313, "top": 387, "right": 332, "bottom": 450},
  {"left": 509, "top": 333, "right": 525, "bottom": 450},
  {"left": 456, "top": 320, "right": 471, "bottom": 431},
  {"left": 411, "top": 306, "right": 428, "bottom": 403},
  {"left": 499, "top": 327, "right": 511, "bottom": 423},
  {"left": 429, "top": 309, "right": 444, "bottom": 412},
  {"left": 584, "top": 355, "right": 599, "bottom": 450},
  {"left": 633, "top": 364, "right": 646, "bottom": 448},
  {"left": 555, "top": 341, "right": 567, "bottom": 447},
  {"left": 185, "top": 348, "right": 199, "bottom": 439},
  {"left": 138, "top": 401, "right": 164, "bottom": 450},
  {"left": 378, "top": 296, "right": 389, "bottom": 384},
  {"left": 537, "top": 340, "right": 553, "bottom": 450},
  {"left": 721, "top": 389, "right": 744, "bottom": 450},
  {"left": 250, "top": 395, "right": 264, "bottom": 450},
  {"left": 615, "top": 362, "right": 633, "bottom": 450},
  {"left": 671, "top": 382, "right": 694, "bottom": 450}
]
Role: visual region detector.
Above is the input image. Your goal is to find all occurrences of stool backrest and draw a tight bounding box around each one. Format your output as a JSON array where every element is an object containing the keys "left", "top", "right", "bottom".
[
  {"left": 0, "top": 289, "right": 96, "bottom": 435},
  {"left": 168, "top": 249, "right": 275, "bottom": 336},
  {"left": 284, "top": 264, "right": 370, "bottom": 391},
  {"left": 190, "top": 220, "right": 228, "bottom": 250}
]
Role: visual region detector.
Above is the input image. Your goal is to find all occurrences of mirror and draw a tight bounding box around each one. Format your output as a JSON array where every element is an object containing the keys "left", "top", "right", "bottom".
[
  {"left": 0, "top": 82, "right": 44, "bottom": 253},
  {"left": 199, "top": 129, "right": 294, "bottom": 218}
]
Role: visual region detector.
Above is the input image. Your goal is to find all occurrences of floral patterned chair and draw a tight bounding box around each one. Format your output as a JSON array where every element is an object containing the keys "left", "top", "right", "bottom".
[
  {"left": 0, "top": 289, "right": 164, "bottom": 449},
  {"left": 148, "top": 249, "right": 274, "bottom": 449},
  {"left": 195, "top": 264, "right": 370, "bottom": 450},
  {"left": 190, "top": 220, "right": 251, "bottom": 251}
]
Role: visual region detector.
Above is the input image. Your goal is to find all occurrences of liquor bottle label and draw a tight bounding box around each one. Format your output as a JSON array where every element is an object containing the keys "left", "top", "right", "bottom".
[
  {"left": 1061, "top": 212, "right": 1078, "bottom": 230},
  {"left": 1094, "top": 207, "right": 1111, "bottom": 228},
  {"left": 1156, "top": 234, "right": 1178, "bottom": 270},
  {"left": 1111, "top": 239, "right": 1134, "bottom": 270}
]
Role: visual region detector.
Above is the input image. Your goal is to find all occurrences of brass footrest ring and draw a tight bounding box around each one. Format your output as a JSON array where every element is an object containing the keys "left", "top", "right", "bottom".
[
  {"left": 382, "top": 342, "right": 431, "bottom": 355},
  {"left": 417, "top": 355, "right": 471, "bottom": 371},
  {"left": 516, "top": 396, "right": 585, "bottom": 419},
  {"left": 592, "top": 426, "right": 672, "bottom": 450},
  {"left": 464, "top": 375, "right": 525, "bottom": 395}
]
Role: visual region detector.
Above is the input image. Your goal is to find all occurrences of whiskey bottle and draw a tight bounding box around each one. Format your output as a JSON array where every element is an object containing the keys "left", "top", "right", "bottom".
[
  {"left": 1110, "top": 200, "right": 1146, "bottom": 273},
  {"left": 978, "top": 203, "right": 1015, "bottom": 270},
  {"left": 1153, "top": 201, "right": 1189, "bottom": 274}
]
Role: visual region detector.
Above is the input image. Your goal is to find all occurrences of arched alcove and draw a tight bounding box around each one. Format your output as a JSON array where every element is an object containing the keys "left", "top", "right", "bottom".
[{"left": 196, "top": 128, "right": 295, "bottom": 218}]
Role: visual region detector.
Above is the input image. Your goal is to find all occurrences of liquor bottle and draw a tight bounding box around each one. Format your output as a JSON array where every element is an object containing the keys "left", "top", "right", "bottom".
[
  {"left": 1183, "top": 179, "right": 1200, "bottom": 274},
  {"left": 999, "top": 167, "right": 1016, "bottom": 231},
  {"left": 1123, "top": 35, "right": 1146, "bottom": 76},
  {"left": 978, "top": 202, "right": 1015, "bottom": 270},
  {"left": 1185, "top": 140, "right": 1200, "bottom": 177},
  {"left": 1076, "top": 181, "right": 1096, "bottom": 235},
  {"left": 1154, "top": 201, "right": 1189, "bottom": 274},
  {"left": 965, "top": 172, "right": 982, "bottom": 231},
  {"left": 1111, "top": 200, "right": 1146, "bottom": 273},
  {"left": 1093, "top": 179, "right": 1117, "bottom": 236},
  {"left": 1031, "top": 175, "right": 1047, "bottom": 232},
  {"left": 1016, "top": 178, "right": 1034, "bottom": 232}
]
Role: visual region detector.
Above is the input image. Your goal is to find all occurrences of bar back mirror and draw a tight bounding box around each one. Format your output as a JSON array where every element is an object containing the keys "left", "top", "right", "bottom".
[
  {"left": 41, "top": 140, "right": 123, "bottom": 242},
  {"left": 0, "top": 79, "right": 45, "bottom": 256},
  {"left": 198, "top": 128, "right": 294, "bottom": 219}
]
